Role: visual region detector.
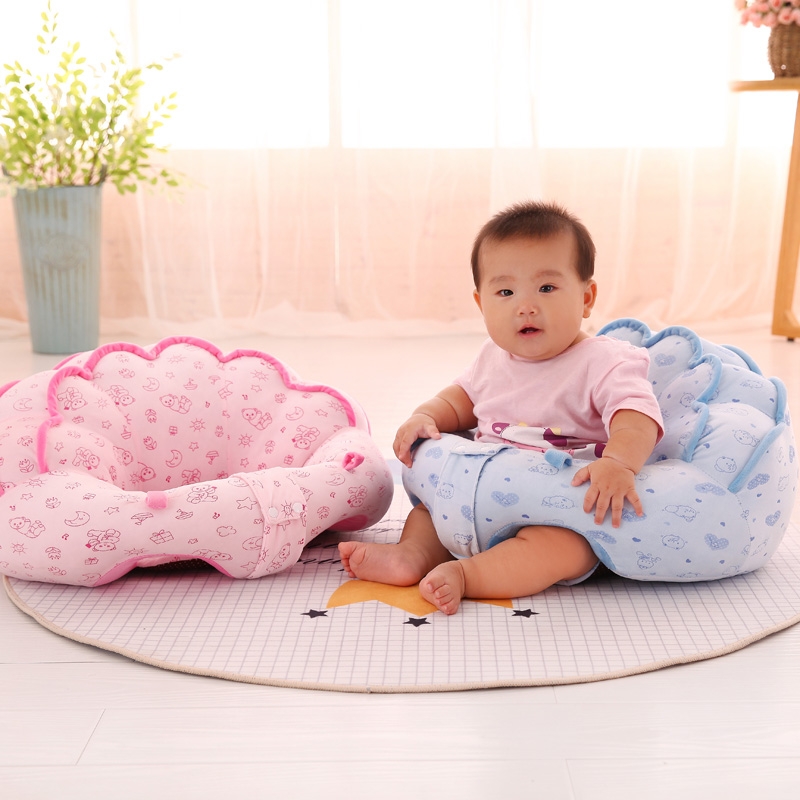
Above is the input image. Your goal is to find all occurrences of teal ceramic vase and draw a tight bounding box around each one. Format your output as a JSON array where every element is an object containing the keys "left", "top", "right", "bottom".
[{"left": 12, "top": 185, "right": 103, "bottom": 355}]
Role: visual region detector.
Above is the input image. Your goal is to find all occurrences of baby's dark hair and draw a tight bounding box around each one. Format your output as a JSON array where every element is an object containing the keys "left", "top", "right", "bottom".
[{"left": 470, "top": 200, "right": 596, "bottom": 287}]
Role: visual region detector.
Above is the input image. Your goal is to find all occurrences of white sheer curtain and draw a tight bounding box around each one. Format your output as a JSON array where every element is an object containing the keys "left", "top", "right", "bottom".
[{"left": 0, "top": 0, "right": 795, "bottom": 339}]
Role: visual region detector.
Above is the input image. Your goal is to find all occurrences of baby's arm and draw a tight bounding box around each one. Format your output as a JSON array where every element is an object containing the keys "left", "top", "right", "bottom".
[
  {"left": 571, "top": 409, "right": 660, "bottom": 527},
  {"left": 393, "top": 384, "right": 477, "bottom": 467}
]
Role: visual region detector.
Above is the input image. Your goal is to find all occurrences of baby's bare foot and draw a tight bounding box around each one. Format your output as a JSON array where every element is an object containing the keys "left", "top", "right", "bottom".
[
  {"left": 420, "top": 561, "right": 467, "bottom": 615},
  {"left": 338, "top": 541, "right": 426, "bottom": 586}
]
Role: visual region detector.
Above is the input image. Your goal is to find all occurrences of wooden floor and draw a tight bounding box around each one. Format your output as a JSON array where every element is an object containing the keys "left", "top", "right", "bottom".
[{"left": 1, "top": 325, "right": 799, "bottom": 799}]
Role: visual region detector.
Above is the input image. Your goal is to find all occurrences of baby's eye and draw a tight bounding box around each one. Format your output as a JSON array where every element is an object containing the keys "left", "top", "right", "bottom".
[
  {"left": 539, "top": 284, "right": 555, "bottom": 294},
  {"left": 497, "top": 289, "right": 514, "bottom": 297}
]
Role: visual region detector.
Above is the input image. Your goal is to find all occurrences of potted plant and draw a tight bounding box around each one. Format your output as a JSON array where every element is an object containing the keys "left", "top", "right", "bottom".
[
  {"left": 0, "top": 2, "right": 180, "bottom": 354},
  {"left": 736, "top": 1, "right": 800, "bottom": 77}
]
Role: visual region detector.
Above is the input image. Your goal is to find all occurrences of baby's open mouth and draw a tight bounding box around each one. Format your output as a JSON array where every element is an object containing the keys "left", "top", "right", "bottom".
[{"left": 519, "top": 326, "right": 539, "bottom": 334}]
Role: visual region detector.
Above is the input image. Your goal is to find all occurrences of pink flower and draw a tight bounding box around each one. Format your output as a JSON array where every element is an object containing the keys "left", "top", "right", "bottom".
[{"left": 739, "top": 1, "right": 800, "bottom": 28}]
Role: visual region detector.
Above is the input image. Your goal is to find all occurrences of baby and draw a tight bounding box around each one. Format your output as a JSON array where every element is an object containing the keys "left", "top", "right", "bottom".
[{"left": 339, "top": 201, "right": 664, "bottom": 614}]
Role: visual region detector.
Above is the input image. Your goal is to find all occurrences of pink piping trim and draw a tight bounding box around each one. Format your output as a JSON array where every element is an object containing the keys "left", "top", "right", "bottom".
[
  {"left": 36, "top": 336, "right": 360, "bottom": 473},
  {"left": 0, "top": 379, "right": 21, "bottom": 399}
]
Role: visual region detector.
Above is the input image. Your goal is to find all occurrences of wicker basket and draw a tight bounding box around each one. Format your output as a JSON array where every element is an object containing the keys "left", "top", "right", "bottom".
[{"left": 768, "top": 24, "right": 800, "bottom": 78}]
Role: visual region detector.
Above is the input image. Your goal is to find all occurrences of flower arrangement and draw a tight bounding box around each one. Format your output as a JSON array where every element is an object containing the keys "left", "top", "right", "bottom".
[
  {"left": 0, "top": 2, "right": 180, "bottom": 194},
  {"left": 737, "top": 0, "right": 800, "bottom": 27}
]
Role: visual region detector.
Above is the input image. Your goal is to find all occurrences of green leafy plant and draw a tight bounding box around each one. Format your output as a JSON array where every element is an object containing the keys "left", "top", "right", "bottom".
[{"left": 0, "top": 2, "right": 180, "bottom": 194}]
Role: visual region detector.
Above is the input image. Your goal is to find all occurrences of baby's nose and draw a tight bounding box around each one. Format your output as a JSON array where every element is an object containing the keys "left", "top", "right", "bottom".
[{"left": 516, "top": 295, "right": 538, "bottom": 313}]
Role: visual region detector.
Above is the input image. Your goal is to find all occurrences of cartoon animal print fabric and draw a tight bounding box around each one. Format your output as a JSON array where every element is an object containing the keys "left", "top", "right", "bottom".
[
  {"left": 0, "top": 337, "right": 393, "bottom": 585},
  {"left": 404, "top": 320, "right": 798, "bottom": 582}
]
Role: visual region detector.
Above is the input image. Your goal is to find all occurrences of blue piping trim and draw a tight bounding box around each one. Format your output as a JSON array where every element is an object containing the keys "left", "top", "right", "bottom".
[
  {"left": 597, "top": 320, "right": 788, "bottom": 470},
  {"left": 772, "top": 377, "right": 789, "bottom": 425},
  {"left": 721, "top": 343, "right": 763, "bottom": 374}
]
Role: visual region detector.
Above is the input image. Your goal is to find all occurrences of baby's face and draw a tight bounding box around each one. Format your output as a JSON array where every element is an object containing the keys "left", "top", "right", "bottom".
[{"left": 473, "top": 232, "right": 597, "bottom": 361}]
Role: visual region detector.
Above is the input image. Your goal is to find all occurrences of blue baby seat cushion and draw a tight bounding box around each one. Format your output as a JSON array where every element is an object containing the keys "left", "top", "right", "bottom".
[{"left": 403, "top": 319, "right": 798, "bottom": 582}]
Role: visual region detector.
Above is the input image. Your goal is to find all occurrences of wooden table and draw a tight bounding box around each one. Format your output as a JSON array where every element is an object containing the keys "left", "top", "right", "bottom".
[{"left": 731, "top": 78, "right": 800, "bottom": 339}]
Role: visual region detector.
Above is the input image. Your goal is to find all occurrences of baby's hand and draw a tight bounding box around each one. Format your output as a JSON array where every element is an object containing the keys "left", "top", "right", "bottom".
[
  {"left": 393, "top": 413, "right": 441, "bottom": 468},
  {"left": 571, "top": 456, "right": 643, "bottom": 528}
]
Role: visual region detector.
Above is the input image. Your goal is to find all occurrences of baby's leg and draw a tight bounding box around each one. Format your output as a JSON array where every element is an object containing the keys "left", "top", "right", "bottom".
[
  {"left": 420, "top": 525, "right": 598, "bottom": 615},
  {"left": 338, "top": 504, "right": 453, "bottom": 586}
]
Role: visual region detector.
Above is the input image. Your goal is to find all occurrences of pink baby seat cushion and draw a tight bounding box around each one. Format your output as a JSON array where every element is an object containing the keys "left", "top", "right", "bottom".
[{"left": 0, "top": 337, "right": 393, "bottom": 585}]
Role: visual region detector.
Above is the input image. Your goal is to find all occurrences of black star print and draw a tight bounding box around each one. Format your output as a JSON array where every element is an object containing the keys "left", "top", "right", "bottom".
[
  {"left": 404, "top": 617, "right": 430, "bottom": 627},
  {"left": 512, "top": 609, "right": 539, "bottom": 618},
  {"left": 302, "top": 609, "right": 328, "bottom": 618}
]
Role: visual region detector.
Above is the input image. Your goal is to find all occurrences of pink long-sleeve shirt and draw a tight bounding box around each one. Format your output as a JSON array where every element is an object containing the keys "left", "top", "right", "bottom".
[{"left": 455, "top": 335, "right": 664, "bottom": 448}]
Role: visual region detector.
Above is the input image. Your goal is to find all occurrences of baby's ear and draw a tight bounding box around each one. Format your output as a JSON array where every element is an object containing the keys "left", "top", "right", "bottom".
[
  {"left": 473, "top": 288, "right": 483, "bottom": 313},
  {"left": 583, "top": 280, "right": 598, "bottom": 318}
]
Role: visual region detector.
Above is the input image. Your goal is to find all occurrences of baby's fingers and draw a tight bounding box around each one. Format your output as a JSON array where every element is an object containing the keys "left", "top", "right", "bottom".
[
  {"left": 582, "top": 483, "right": 600, "bottom": 516},
  {"left": 603, "top": 490, "right": 643, "bottom": 528},
  {"left": 421, "top": 423, "right": 442, "bottom": 441},
  {"left": 625, "top": 488, "right": 644, "bottom": 518},
  {"left": 608, "top": 494, "right": 625, "bottom": 527},
  {"left": 392, "top": 432, "right": 413, "bottom": 466},
  {"left": 393, "top": 425, "right": 440, "bottom": 467},
  {"left": 394, "top": 444, "right": 413, "bottom": 468},
  {"left": 394, "top": 436, "right": 419, "bottom": 467},
  {"left": 593, "top": 492, "right": 613, "bottom": 526},
  {"left": 572, "top": 466, "right": 591, "bottom": 487}
]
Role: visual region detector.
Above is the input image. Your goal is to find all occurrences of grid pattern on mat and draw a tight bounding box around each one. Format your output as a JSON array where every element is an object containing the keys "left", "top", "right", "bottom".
[{"left": 6, "top": 491, "right": 800, "bottom": 692}]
